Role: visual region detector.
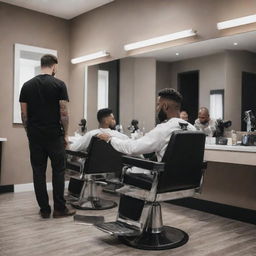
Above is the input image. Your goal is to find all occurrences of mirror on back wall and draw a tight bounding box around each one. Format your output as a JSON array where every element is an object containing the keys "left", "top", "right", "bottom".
[
  {"left": 13, "top": 43, "right": 57, "bottom": 124},
  {"left": 84, "top": 30, "right": 256, "bottom": 133}
]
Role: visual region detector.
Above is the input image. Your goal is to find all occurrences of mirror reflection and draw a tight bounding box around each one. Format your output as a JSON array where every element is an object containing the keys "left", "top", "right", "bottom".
[{"left": 85, "top": 31, "right": 256, "bottom": 134}]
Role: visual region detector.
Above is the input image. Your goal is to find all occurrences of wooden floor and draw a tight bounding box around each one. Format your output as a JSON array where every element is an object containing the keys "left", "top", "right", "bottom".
[{"left": 0, "top": 191, "right": 255, "bottom": 256}]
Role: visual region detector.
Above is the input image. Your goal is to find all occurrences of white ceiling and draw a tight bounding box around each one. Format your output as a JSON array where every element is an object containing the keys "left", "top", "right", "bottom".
[
  {"left": 136, "top": 31, "right": 256, "bottom": 62},
  {"left": 0, "top": 0, "right": 114, "bottom": 19}
]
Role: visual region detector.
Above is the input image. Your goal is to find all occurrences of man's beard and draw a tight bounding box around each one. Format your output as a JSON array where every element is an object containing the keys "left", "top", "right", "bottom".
[
  {"left": 157, "top": 108, "right": 167, "bottom": 123},
  {"left": 109, "top": 124, "right": 116, "bottom": 130},
  {"left": 52, "top": 71, "right": 56, "bottom": 76},
  {"left": 200, "top": 120, "right": 208, "bottom": 125}
]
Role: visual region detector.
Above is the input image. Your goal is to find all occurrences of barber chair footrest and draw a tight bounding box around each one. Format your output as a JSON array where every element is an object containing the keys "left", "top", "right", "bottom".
[
  {"left": 103, "top": 183, "right": 122, "bottom": 194},
  {"left": 64, "top": 193, "right": 79, "bottom": 202},
  {"left": 118, "top": 226, "right": 189, "bottom": 250},
  {"left": 95, "top": 221, "right": 141, "bottom": 237},
  {"left": 71, "top": 198, "right": 117, "bottom": 210}
]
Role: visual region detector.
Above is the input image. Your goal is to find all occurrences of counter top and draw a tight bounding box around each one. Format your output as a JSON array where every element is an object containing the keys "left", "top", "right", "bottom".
[
  {"left": 0, "top": 138, "right": 7, "bottom": 142},
  {"left": 205, "top": 144, "right": 256, "bottom": 153},
  {"left": 204, "top": 144, "right": 256, "bottom": 165}
]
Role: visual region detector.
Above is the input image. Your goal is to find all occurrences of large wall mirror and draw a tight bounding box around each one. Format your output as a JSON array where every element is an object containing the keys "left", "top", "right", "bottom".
[
  {"left": 84, "top": 30, "right": 256, "bottom": 133},
  {"left": 13, "top": 44, "right": 57, "bottom": 124}
]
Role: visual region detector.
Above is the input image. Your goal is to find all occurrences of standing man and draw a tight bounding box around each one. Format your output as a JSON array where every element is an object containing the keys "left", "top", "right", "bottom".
[
  {"left": 19, "top": 54, "right": 75, "bottom": 218},
  {"left": 194, "top": 107, "right": 216, "bottom": 136}
]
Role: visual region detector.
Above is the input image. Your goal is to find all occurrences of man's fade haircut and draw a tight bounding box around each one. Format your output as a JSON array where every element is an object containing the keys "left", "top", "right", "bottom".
[
  {"left": 97, "top": 108, "right": 113, "bottom": 123},
  {"left": 158, "top": 88, "right": 183, "bottom": 105},
  {"left": 41, "top": 54, "right": 58, "bottom": 68}
]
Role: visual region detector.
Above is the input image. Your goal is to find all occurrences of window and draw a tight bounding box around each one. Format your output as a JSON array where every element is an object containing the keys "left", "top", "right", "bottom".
[
  {"left": 210, "top": 89, "right": 224, "bottom": 119},
  {"left": 97, "top": 70, "right": 109, "bottom": 110}
]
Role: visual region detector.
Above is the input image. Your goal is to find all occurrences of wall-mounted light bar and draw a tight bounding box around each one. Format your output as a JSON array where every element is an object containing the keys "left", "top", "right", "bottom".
[
  {"left": 71, "top": 50, "right": 109, "bottom": 64},
  {"left": 217, "top": 14, "right": 256, "bottom": 30},
  {"left": 124, "top": 29, "right": 196, "bottom": 51}
]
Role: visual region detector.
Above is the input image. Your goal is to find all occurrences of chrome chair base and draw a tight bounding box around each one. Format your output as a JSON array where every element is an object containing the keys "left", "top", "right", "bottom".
[
  {"left": 118, "top": 226, "right": 189, "bottom": 250},
  {"left": 71, "top": 198, "right": 117, "bottom": 210},
  {"left": 64, "top": 193, "right": 79, "bottom": 203}
]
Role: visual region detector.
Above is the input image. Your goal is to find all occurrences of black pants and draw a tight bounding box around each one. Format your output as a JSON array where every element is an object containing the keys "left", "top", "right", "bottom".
[{"left": 28, "top": 136, "right": 66, "bottom": 212}]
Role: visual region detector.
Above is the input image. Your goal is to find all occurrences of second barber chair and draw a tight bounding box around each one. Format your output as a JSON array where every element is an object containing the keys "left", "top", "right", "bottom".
[{"left": 66, "top": 136, "right": 122, "bottom": 210}]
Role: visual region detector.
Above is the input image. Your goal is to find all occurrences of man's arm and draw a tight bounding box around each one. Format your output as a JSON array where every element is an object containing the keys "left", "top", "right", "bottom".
[
  {"left": 70, "top": 131, "right": 94, "bottom": 151},
  {"left": 20, "top": 102, "right": 28, "bottom": 133},
  {"left": 98, "top": 126, "right": 164, "bottom": 156},
  {"left": 59, "top": 100, "right": 69, "bottom": 147}
]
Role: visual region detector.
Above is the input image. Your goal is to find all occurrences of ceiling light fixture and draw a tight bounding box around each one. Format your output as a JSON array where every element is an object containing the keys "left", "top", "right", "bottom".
[
  {"left": 124, "top": 29, "right": 196, "bottom": 51},
  {"left": 217, "top": 14, "right": 256, "bottom": 30},
  {"left": 71, "top": 50, "right": 109, "bottom": 64}
]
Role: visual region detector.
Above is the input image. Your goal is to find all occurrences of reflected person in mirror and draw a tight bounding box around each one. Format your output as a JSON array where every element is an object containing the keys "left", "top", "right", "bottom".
[
  {"left": 180, "top": 110, "right": 189, "bottom": 121},
  {"left": 194, "top": 107, "right": 217, "bottom": 136},
  {"left": 19, "top": 54, "right": 75, "bottom": 219}
]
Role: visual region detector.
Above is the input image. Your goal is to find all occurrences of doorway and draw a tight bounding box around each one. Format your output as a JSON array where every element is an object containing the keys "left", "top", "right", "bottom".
[
  {"left": 178, "top": 70, "right": 199, "bottom": 124},
  {"left": 241, "top": 71, "right": 256, "bottom": 131}
]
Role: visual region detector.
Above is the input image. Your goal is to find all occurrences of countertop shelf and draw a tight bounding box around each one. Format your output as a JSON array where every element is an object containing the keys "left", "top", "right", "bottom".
[{"left": 205, "top": 144, "right": 256, "bottom": 153}]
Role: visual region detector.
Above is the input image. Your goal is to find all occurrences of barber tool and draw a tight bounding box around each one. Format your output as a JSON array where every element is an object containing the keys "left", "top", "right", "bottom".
[
  {"left": 243, "top": 110, "right": 256, "bottom": 132},
  {"left": 215, "top": 119, "right": 232, "bottom": 145}
]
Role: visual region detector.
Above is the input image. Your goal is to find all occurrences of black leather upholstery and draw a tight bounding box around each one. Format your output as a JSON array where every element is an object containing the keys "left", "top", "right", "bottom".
[
  {"left": 85, "top": 136, "right": 122, "bottom": 174},
  {"left": 158, "top": 130, "right": 205, "bottom": 193},
  {"left": 123, "top": 172, "right": 154, "bottom": 190},
  {"left": 122, "top": 131, "right": 206, "bottom": 193}
]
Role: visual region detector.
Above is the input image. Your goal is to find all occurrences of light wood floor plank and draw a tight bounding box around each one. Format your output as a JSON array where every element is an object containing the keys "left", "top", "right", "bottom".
[{"left": 0, "top": 191, "right": 255, "bottom": 256}]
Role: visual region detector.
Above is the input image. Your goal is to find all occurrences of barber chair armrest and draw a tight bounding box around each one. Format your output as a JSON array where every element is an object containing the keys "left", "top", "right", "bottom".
[
  {"left": 66, "top": 149, "right": 88, "bottom": 158},
  {"left": 122, "top": 155, "right": 165, "bottom": 173}
]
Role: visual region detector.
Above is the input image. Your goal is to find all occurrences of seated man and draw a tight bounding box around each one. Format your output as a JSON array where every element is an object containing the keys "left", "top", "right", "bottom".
[
  {"left": 180, "top": 110, "right": 189, "bottom": 121},
  {"left": 98, "top": 88, "right": 196, "bottom": 164},
  {"left": 70, "top": 108, "right": 129, "bottom": 151},
  {"left": 194, "top": 107, "right": 216, "bottom": 136}
]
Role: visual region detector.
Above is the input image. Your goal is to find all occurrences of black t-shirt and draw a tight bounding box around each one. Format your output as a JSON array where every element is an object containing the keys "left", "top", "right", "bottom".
[{"left": 19, "top": 74, "right": 69, "bottom": 139}]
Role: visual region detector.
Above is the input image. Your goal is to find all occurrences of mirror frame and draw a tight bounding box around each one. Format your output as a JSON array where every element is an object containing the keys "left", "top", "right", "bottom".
[{"left": 13, "top": 43, "right": 57, "bottom": 124}]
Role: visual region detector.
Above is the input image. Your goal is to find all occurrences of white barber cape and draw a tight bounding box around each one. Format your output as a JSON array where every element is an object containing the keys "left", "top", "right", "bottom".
[
  {"left": 70, "top": 128, "right": 129, "bottom": 151},
  {"left": 110, "top": 118, "right": 196, "bottom": 163}
]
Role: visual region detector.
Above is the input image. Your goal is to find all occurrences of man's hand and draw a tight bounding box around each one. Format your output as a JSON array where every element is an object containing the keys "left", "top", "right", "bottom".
[
  {"left": 97, "top": 133, "right": 111, "bottom": 142},
  {"left": 64, "top": 135, "right": 69, "bottom": 148}
]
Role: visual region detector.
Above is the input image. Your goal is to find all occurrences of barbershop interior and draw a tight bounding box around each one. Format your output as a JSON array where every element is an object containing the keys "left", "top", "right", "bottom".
[{"left": 1, "top": 0, "right": 256, "bottom": 255}]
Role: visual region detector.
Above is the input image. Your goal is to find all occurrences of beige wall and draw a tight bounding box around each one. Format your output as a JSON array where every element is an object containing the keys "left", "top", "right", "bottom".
[
  {"left": 156, "top": 62, "right": 172, "bottom": 97},
  {"left": 1, "top": 0, "right": 256, "bottom": 197},
  {"left": 0, "top": 3, "right": 70, "bottom": 185},
  {"left": 133, "top": 58, "right": 156, "bottom": 132}
]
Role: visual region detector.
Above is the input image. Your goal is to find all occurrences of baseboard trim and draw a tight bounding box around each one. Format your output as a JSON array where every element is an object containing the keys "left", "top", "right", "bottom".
[
  {"left": 169, "top": 198, "right": 256, "bottom": 225},
  {"left": 0, "top": 181, "right": 69, "bottom": 193}
]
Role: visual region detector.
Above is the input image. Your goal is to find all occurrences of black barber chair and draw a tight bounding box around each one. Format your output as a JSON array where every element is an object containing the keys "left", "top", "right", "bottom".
[
  {"left": 65, "top": 151, "right": 87, "bottom": 200},
  {"left": 66, "top": 136, "right": 122, "bottom": 210},
  {"left": 95, "top": 130, "right": 206, "bottom": 250}
]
